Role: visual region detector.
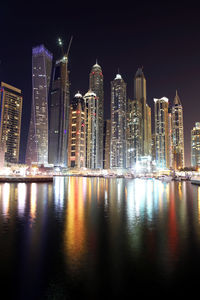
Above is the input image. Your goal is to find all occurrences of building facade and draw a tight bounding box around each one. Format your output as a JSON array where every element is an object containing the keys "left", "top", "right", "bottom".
[
  {"left": 84, "top": 90, "right": 98, "bottom": 169},
  {"left": 0, "top": 82, "right": 23, "bottom": 164},
  {"left": 49, "top": 52, "right": 70, "bottom": 167},
  {"left": 133, "top": 68, "right": 151, "bottom": 158},
  {"left": 154, "top": 97, "right": 169, "bottom": 169},
  {"left": 26, "top": 45, "right": 52, "bottom": 165},
  {"left": 127, "top": 99, "right": 142, "bottom": 168},
  {"left": 68, "top": 92, "right": 86, "bottom": 168},
  {"left": 110, "top": 74, "right": 127, "bottom": 168},
  {"left": 171, "top": 91, "right": 184, "bottom": 170},
  {"left": 191, "top": 122, "right": 200, "bottom": 168},
  {"left": 103, "top": 119, "right": 111, "bottom": 169},
  {"left": 89, "top": 62, "right": 104, "bottom": 169}
]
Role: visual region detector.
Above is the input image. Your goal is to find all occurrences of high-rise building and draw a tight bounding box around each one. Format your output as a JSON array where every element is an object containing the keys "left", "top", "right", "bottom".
[
  {"left": 103, "top": 119, "right": 111, "bottom": 169},
  {"left": 49, "top": 51, "right": 70, "bottom": 167},
  {"left": 154, "top": 97, "right": 169, "bottom": 169},
  {"left": 84, "top": 90, "right": 98, "bottom": 169},
  {"left": 110, "top": 73, "right": 127, "bottom": 168},
  {"left": 0, "top": 82, "right": 23, "bottom": 164},
  {"left": 134, "top": 68, "right": 151, "bottom": 157},
  {"left": 191, "top": 122, "right": 200, "bottom": 168},
  {"left": 171, "top": 91, "right": 184, "bottom": 170},
  {"left": 68, "top": 92, "right": 86, "bottom": 168},
  {"left": 126, "top": 99, "right": 142, "bottom": 168},
  {"left": 26, "top": 45, "right": 53, "bottom": 165},
  {"left": 89, "top": 61, "right": 104, "bottom": 169},
  {"left": 168, "top": 111, "right": 173, "bottom": 168}
]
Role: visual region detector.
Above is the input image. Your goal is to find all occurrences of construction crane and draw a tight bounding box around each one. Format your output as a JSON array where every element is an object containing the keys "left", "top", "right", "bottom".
[{"left": 57, "top": 36, "right": 73, "bottom": 60}]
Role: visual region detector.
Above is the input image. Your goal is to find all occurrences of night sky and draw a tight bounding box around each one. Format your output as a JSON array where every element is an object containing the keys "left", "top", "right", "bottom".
[{"left": 0, "top": 2, "right": 200, "bottom": 165}]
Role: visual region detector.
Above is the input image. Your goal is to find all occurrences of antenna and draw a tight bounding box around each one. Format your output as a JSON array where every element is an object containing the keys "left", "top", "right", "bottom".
[{"left": 66, "top": 36, "right": 73, "bottom": 57}]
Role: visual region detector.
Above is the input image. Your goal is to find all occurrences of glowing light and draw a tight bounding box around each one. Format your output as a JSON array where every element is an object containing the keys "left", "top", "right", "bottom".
[
  {"left": 2, "top": 183, "right": 10, "bottom": 217},
  {"left": 30, "top": 183, "right": 37, "bottom": 222},
  {"left": 18, "top": 183, "right": 26, "bottom": 216}
]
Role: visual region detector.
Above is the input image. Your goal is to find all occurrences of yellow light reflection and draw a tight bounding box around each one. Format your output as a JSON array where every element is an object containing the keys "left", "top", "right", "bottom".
[
  {"left": 64, "top": 177, "right": 86, "bottom": 271},
  {"left": 18, "top": 183, "right": 26, "bottom": 216},
  {"left": 30, "top": 183, "right": 37, "bottom": 222}
]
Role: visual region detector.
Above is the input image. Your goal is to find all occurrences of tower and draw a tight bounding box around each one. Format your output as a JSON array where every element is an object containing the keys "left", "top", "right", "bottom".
[
  {"left": 171, "top": 90, "right": 184, "bottom": 170},
  {"left": 26, "top": 45, "right": 52, "bottom": 165},
  {"left": 154, "top": 97, "right": 169, "bottom": 169},
  {"left": 84, "top": 90, "right": 98, "bottom": 169},
  {"left": 133, "top": 68, "right": 151, "bottom": 159},
  {"left": 68, "top": 92, "right": 86, "bottom": 168},
  {"left": 110, "top": 73, "right": 127, "bottom": 168},
  {"left": 0, "top": 82, "right": 23, "bottom": 164},
  {"left": 49, "top": 46, "right": 70, "bottom": 167},
  {"left": 191, "top": 122, "right": 200, "bottom": 168},
  {"left": 89, "top": 61, "right": 104, "bottom": 168}
]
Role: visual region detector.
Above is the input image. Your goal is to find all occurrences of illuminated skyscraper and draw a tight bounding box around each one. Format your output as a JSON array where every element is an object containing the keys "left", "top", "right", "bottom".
[
  {"left": 154, "top": 97, "right": 169, "bottom": 169},
  {"left": 191, "top": 122, "right": 200, "bottom": 167},
  {"left": 0, "top": 82, "right": 23, "bottom": 164},
  {"left": 110, "top": 73, "right": 126, "bottom": 168},
  {"left": 49, "top": 52, "right": 70, "bottom": 167},
  {"left": 84, "top": 90, "right": 98, "bottom": 169},
  {"left": 26, "top": 45, "right": 52, "bottom": 165},
  {"left": 127, "top": 99, "right": 142, "bottom": 168},
  {"left": 103, "top": 119, "right": 111, "bottom": 169},
  {"left": 89, "top": 61, "right": 104, "bottom": 168},
  {"left": 68, "top": 92, "right": 86, "bottom": 168},
  {"left": 171, "top": 91, "right": 184, "bottom": 169},
  {"left": 134, "top": 68, "right": 151, "bottom": 157},
  {"left": 168, "top": 111, "right": 173, "bottom": 168}
]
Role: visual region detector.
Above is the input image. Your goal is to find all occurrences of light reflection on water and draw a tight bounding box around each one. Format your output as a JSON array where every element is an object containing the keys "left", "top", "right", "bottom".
[{"left": 0, "top": 178, "right": 200, "bottom": 298}]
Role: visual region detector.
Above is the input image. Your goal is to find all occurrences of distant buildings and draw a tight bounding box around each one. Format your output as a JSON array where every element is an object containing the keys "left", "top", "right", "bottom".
[
  {"left": 154, "top": 97, "right": 169, "bottom": 169},
  {"left": 110, "top": 73, "right": 127, "bottom": 168},
  {"left": 191, "top": 122, "right": 200, "bottom": 168},
  {"left": 26, "top": 45, "right": 52, "bottom": 165},
  {"left": 0, "top": 82, "right": 23, "bottom": 164},
  {"left": 89, "top": 62, "right": 104, "bottom": 169},
  {"left": 68, "top": 92, "right": 86, "bottom": 168},
  {"left": 171, "top": 91, "right": 184, "bottom": 170},
  {"left": 48, "top": 51, "right": 70, "bottom": 167}
]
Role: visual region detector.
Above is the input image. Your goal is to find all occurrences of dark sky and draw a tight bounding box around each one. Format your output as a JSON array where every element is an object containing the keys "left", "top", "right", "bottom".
[{"left": 0, "top": 1, "right": 200, "bottom": 165}]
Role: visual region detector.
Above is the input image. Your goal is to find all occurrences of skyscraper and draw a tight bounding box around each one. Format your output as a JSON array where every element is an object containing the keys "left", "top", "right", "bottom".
[
  {"left": 110, "top": 73, "right": 127, "bottom": 168},
  {"left": 49, "top": 52, "right": 70, "bottom": 167},
  {"left": 168, "top": 111, "right": 173, "bottom": 168},
  {"left": 191, "top": 122, "right": 200, "bottom": 168},
  {"left": 89, "top": 61, "right": 104, "bottom": 169},
  {"left": 134, "top": 68, "right": 151, "bottom": 157},
  {"left": 26, "top": 45, "right": 53, "bottom": 165},
  {"left": 68, "top": 92, "right": 86, "bottom": 168},
  {"left": 171, "top": 91, "right": 184, "bottom": 170},
  {"left": 0, "top": 82, "right": 23, "bottom": 164},
  {"left": 84, "top": 90, "right": 98, "bottom": 169},
  {"left": 103, "top": 119, "right": 111, "bottom": 169},
  {"left": 154, "top": 97, "right": 169, "bottom": 169},
  {"left": 126, "top": 99, "right": 142, "bottom": 168}
]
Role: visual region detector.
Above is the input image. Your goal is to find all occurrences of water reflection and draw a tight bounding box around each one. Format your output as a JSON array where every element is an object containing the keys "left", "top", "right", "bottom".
[
  {"left": 64, "top": 177, "right": 86, "bottom": 271},
  {"left": 2, "top": 183, "right": 10, "bottom": 217},
  {"left": 18, "top": 183, "right": 26, "bottom": 217},
  {"left": 0, "top": 179, "right": 200, "bottom": 298},
  {"left": 30, "top": 183, "right": 37, "bottom": 222}
]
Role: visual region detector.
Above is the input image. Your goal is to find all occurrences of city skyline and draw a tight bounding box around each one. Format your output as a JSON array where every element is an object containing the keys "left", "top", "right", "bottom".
[{"left": 1, "top": 3, "right": 200, "bottom": 165}]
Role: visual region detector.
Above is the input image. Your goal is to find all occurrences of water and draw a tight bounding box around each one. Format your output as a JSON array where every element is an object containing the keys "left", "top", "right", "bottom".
[{"left": 0, "top": 178, "right": 200, "bottom": 299}]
